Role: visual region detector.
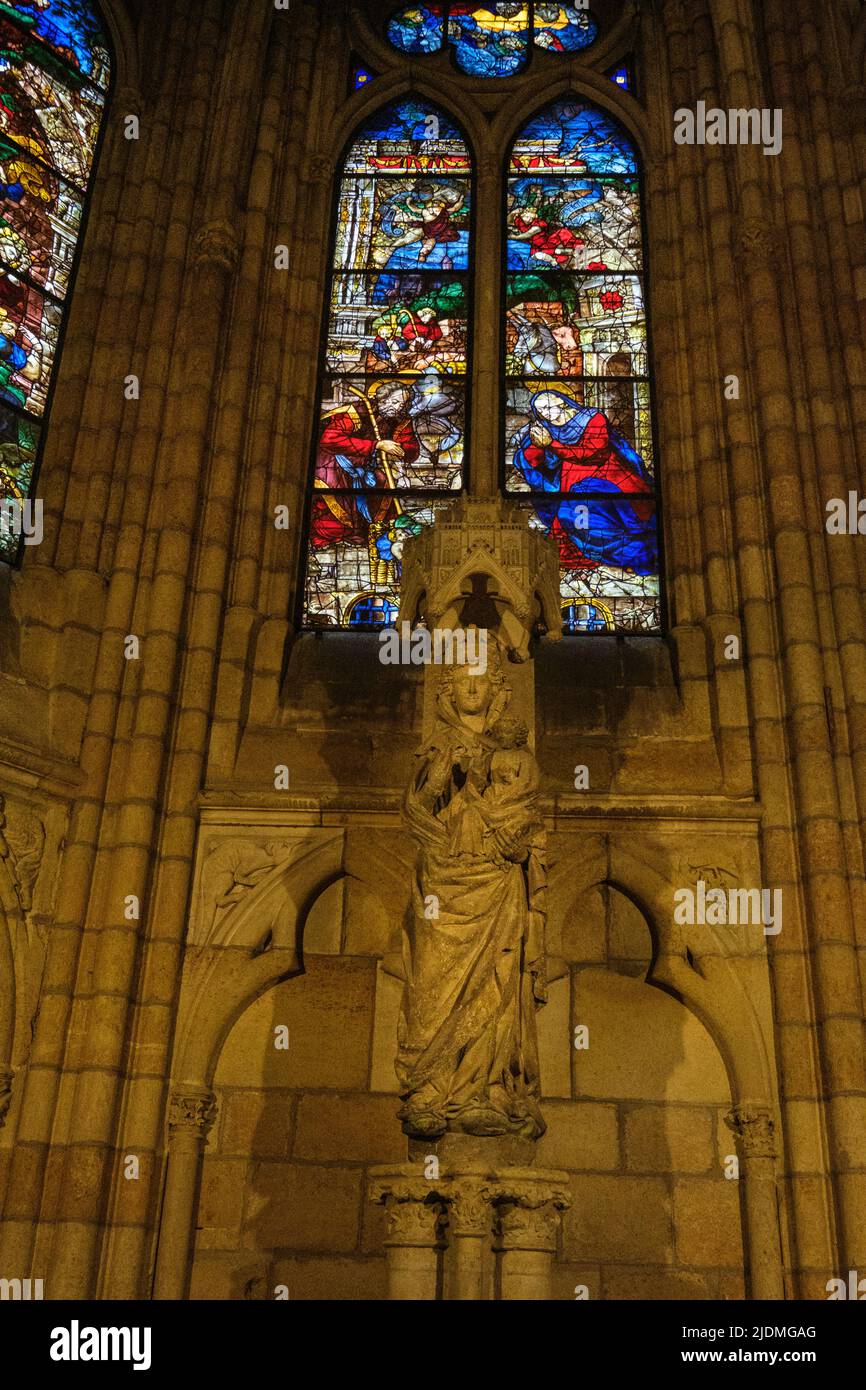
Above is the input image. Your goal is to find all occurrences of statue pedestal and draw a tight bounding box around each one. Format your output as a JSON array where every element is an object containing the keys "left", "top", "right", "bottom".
[{"left": 370, "top": 1139, "right": 570, "bottom": 1301}]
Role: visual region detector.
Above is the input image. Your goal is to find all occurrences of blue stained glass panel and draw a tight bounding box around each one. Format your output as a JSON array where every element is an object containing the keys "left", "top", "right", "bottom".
[
  {"left": 304, "top": 98, "right": 472, "bottom": 628},
  {"left": 511, "top": 101, "right": 638, "bottom": 176},
  {"left": 0, "top": 0, "right": 105, "bottom": 563},
  {"left": 387, "top": 4, "right": 445, "bottom": 54},
  {"left": 0, "top": 0, "right": 109, "bottom": 86},
  {"left": 448, "top": 3, "right": 530, "bottom": 77},
  {"left": 506, "top": 99, "right": 659, "bottom": 635},
  {"left": 343, "top": 99, "right": 471, "bottom": 176},
  {"left": 533, "top": 4, "right": 598, "bottom": 52}
]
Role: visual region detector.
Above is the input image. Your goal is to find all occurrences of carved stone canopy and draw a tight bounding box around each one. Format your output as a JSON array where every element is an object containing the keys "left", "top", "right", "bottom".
[{"left": 397, "top": 495, "right": 562, "bottom": 664}]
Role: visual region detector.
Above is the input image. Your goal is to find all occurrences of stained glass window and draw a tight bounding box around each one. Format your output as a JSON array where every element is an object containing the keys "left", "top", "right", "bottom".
[
  {"left": 607, "top": 63, "right": 631, "bottom": 91},
  {"left": 0, "top": 0, "right": 109, "bottom": 562},
  {"left": 504, "top": 100, "right": 660, "bottom": 633},
  {"left": 386, "top": 4, "right": 598, "bottom": 76},
  {"left": 302, "top": 99, "right": 472, "bottom": 629}
]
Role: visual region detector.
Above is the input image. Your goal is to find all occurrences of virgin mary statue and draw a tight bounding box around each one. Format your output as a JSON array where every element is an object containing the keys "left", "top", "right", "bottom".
[{"left": 397, "top": 649, "right": 547, "bottom": 1140}]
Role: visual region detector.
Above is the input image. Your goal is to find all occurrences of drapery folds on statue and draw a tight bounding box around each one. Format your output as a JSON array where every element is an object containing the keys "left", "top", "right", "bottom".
[{"left": 397, "top": 651, "right": 548, "bottom": 1140}]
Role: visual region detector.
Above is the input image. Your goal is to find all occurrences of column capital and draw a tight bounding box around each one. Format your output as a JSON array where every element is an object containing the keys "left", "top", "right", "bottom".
[
  {"left": 492, "top": 1179, "right": 571, "bottom": 1253},
  {"left": 192, "top": 220, "right": 241, "bottom": 275},
  {"left": 739, "top": 218, "right": 777, "bottom": 264},
  {"left": 725, "top": 1105, "right": 776, "bottom": 1159},
  {"left": 370, "top": 1176, "right": 445, "bottom": 1249},
  {"left": 448, "top": 1181, "right": 494, "bottom": 1239},
  {"left": 168, "top": 1088, "right": 218, "bottom": 1145}
]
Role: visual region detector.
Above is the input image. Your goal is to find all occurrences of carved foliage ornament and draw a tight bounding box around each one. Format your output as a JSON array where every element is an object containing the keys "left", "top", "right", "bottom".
[
  {"left": 370, "top": 1178, "right": 446, "bottom": 1246},
  {"left": 725, "top": 1106, "right": 776, "bottom": 1160},
  {"left": 168, "top": 1090, "right": 218, "bottom": 1140},
  {"left": 193, "top": 220, "right": 241, "bottom": 274}
]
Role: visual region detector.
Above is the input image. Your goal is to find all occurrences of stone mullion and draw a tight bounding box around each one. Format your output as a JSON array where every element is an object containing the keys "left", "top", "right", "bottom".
[
  {"left": 710, "top": 0, "right": 866, "bottom": 1273},
  {"left": 99, "top": 10, "right": 285, "bottom": 1302},
  {"left": 470, "top": 155, "right": 502, "bottom": 500},
  {"left": 231, "top": 19, "right": 301, "bottom": 622},
  {"left": 53, "top": 7, "right": 192, "bottom": 572},
  {"left": 256, "top": 9, "right": 327, "bottom": 628},
  {"left": 650, "top": 2, "right": 706, "bottom": 628},
  {"left": 37, "top": 1, "right": 229, "bottom": 1299},
  {"left": 249, "top": 6, "right": 321, "bottom": 625},
  {"left": 33, "top": 80, "right": 136, "bottom": 568},
  {"left": 680, "top": 6, "right": 738, "bottom": 622},
  {"left": 70, "top": 90, "right": 147, "bottom": 574},
  {"left": 0, "top": 4, "right": 207, "bottom": 1285},
  {"left": 205, "top": 8, "right": 319, "bottom": 778}
]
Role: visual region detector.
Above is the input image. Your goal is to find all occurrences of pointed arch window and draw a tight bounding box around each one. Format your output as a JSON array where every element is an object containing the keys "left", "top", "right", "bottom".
[
  {"left": 302, "top": 98, "right": 472, "bottom": 629},
  {"left": 504, "top": 99, "right": 660, "bottom": 633},
  {"left": 0, "top": 0, "right": 110, "bottom": 561}
]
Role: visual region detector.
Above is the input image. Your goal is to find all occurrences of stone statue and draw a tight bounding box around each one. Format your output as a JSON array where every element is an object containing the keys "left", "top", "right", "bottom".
[{"left": 397, "top": 647, "right": 547, "bottom": 1140}]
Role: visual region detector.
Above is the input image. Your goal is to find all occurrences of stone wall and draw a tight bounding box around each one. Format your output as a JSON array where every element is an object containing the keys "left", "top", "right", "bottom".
[{"left": 1, "top": 0, "right": 865, "bottom": 1301}]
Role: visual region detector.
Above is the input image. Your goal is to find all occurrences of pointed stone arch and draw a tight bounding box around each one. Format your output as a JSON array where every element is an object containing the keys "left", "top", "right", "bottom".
[{"left": 153, "top": 827, "right": 346, "bottom": 1298}]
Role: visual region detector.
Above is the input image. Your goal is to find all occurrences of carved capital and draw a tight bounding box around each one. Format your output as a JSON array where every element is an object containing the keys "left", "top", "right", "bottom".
[
  {"left": 114, "top": 84, "right": 143, "bottom": 116},
  {"left": 493, "top": 1181, "right": 570, "bottom": 1253},
  {"left": 448, "top": 1182, "right": 493, "bottom": 1238},
  {"left": 302, "top": 153, "right": 331, "bottom": 187},
  {"left": 725, "top": 1106, "right": 776, "bottom": 1160},
  {"left": 168, "top": 1089, "right": 218, "bottom": 1144},
  {"left": 370, "top": 1178, "right": 445, "bottom": 1248},
  {"left": 739, "top": 219, "right": 776, "bottom": 264},
  {"left": 193, "top": 220, "right": 240, "bottom": 274},
  {"left": 0, "top": 1069, "right": 13, "bottom": 1129}
]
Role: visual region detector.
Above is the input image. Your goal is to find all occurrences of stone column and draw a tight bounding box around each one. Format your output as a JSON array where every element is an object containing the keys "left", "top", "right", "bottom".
[
  {"left": 447, "top": 1183, "right": 491, "bottom": 1301},
  {"left": 152, "top": 1089, "right": 217, "bottom": 1300},
  {"left": 470, "top": 156, "right": 501, "bottom": 499},
  {"left": 725, "top": 1105, "right": 785, "bottom": 1301},
  {"left": 493, "top": 1180, "right": 570, "bottom": 1301},
  {"left": 370, "top": 1176, "right": 444, "bottom": 1301}
]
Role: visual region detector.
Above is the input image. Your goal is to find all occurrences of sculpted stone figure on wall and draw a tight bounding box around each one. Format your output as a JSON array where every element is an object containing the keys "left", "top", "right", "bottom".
[{"left": 397, "top": 646, "right": 547, "bottom": 1140}]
